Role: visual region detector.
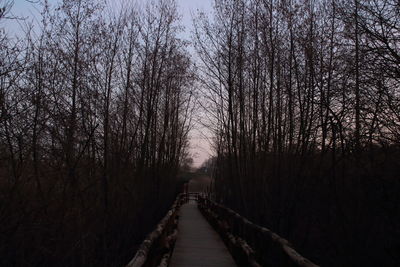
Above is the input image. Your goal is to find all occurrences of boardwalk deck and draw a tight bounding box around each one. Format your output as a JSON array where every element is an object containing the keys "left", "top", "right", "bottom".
[{"left": 169, "top": 201, "right": 236, "bottom": 267}]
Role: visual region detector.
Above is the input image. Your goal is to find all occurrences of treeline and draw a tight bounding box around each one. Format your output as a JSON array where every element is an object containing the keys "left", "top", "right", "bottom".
[
  {"left": 195, "top": 0, "right": 400, "bottom": 266},
  {"left": 0, "top": 0, "right": 194, "bottom": 266}
]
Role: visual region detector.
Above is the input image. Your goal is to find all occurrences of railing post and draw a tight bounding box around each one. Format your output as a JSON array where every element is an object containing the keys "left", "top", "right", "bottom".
[
  {"left": 126, "top": 194, "right": 183, "bottom": 267},
  {"left": 197, "top": 196, "right": 319, "bottom": 267}
]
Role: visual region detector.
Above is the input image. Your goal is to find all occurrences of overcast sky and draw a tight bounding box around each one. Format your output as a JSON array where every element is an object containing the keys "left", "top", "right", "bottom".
[
  {"left": 6, "top": 0, "right": 213, "bottom": 37},
  {"left": 5, "top": 0, "right": 214, "bottom": 167}
]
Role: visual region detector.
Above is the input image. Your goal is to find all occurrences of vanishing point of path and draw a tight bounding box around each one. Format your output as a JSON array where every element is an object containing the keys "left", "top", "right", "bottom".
[{"left": 169, "top": 200, "right": 237, "bottom": 267}]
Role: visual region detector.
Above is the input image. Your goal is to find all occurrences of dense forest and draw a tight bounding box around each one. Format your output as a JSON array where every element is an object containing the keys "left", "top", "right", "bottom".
[
  {"left": 1, "top": 0, "right": 400, "bottom": 266},
  {"left": 0, "top": 0, "right": 194, "bottom": 266},
  {"left": 195, "top": 0, "right": 400, "bottom": 266}
]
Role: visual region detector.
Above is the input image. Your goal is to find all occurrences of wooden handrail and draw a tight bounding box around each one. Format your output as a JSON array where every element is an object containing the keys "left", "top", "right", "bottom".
[
  {"left": 126, "top": 193, "right": 186, "bottom": 267},
  {"left": 198, "top": 196, "right": 319, "bottom": 267}
]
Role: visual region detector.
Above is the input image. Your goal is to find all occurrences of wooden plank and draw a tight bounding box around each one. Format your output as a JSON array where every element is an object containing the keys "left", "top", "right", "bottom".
[
  {"left": 169, "top": 202, "right": 237, "bottom": 267},
  {"left": 198, "top": 196, "right": 319, "bottom": 267}
]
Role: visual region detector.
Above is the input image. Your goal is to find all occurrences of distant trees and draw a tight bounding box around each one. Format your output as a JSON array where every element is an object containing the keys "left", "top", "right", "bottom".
[
  {"left": 0, "top": 0, "right": 194, "bottom": 266},
  {"left": 194, "top": 0, "right": 400, "bottom": 266}
]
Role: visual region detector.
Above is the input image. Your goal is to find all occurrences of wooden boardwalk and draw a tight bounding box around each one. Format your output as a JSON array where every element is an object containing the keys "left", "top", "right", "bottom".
[{"left": 169, "top": 201, "right": 236, "bottom": 267}]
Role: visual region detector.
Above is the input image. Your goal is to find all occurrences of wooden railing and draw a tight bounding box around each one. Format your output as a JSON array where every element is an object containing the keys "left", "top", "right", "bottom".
[
  {"left": 126, "top": 193, "right": 186, "bottom": 267},
  {"left": 198, "top": 196, "right": 320, "bottom": 267},
  {"left": 186, "top": 192, "right": 200, "bottom": 201}
]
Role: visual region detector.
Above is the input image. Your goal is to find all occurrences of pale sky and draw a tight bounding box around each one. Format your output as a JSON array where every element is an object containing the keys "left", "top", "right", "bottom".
[
  {"left": 5, "top": 0, "right": 214, "bottom": 167},
  {"left": 6, "top": 0, "right": 214, "bottom": 37}
]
